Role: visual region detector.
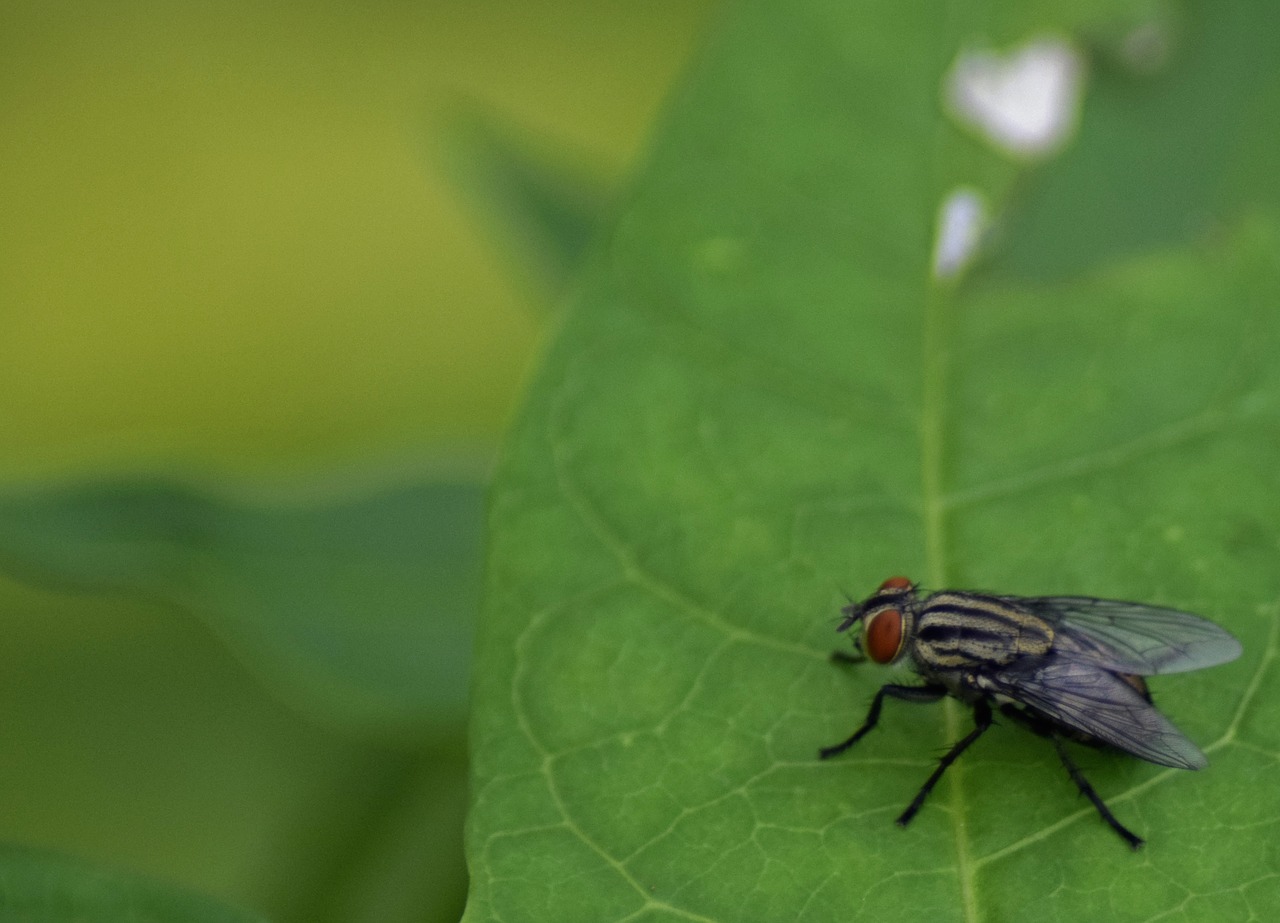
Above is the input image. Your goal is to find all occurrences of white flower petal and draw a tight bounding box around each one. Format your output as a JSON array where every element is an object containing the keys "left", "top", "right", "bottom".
[
  {"left": 946, "top": 37, "right": 1084, "bottom": 157},
  {"left": 932, "top": 188, "right": 987, "bottom": 281}
]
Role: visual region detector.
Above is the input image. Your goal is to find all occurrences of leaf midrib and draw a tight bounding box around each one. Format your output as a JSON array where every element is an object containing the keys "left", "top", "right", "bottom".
[{"left": 920, "top": 274, "right": 980, "bottom": 921}]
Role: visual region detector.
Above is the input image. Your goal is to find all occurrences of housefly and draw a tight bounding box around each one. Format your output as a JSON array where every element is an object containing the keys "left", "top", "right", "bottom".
[{"left": 820, "top": 576, "right": 1242, "bottom": 848}]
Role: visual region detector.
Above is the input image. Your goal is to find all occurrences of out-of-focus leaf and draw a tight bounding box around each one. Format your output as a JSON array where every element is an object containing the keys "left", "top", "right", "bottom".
[
  {"left": 440, "top": 109, "right": 610, "bottom": 300},
  {"left": 1003, "top": 0, "right": 1280, "bottom": 279},
  {"left": 0, "top": 477, "right": 482, "bottom": 735},
  {"left": 0, "top": 845, "right": 267, "bottom": 923},
  {"left": 464, "top": 1, "right": 1280, "bottom": 921},
  {"left": 314, "top": 753, "right": 468, "bottom": 923},
  {"left": 0, "top": 580, "right": 428, "bottom": 923}
]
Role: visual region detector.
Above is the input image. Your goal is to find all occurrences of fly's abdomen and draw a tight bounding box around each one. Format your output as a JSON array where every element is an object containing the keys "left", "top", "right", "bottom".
[{"left": 912, "top": 592, "right": 1054, "bottom": 669}]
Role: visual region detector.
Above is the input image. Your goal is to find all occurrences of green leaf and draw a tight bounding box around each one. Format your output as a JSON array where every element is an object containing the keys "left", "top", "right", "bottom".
[
  {"left": 467, "top": 1, "right": 1280, "bottom": 921},
  {"left": 0, "top": 476, "right": 482, "bottom": 735},
  {"left": 0, "top": 845, "right": 266, "bottom": 922}
]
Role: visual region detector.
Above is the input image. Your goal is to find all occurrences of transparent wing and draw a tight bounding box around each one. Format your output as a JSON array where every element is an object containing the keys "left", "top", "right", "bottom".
[
  {"left": 1006, "top": 595, "right": 1242, "bottom": 675},
  {"left": 983, "top": 658, "right": 1208, "bottom": 769}
]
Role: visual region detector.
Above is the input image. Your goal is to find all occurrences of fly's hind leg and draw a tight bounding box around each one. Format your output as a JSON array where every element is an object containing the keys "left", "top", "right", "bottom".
[
  {"left": 1049, "top": 735, "right": 1144, "bottom": 850},
  {"left": 1000, "top": 704, "right": 1145, "bottom": 850}
]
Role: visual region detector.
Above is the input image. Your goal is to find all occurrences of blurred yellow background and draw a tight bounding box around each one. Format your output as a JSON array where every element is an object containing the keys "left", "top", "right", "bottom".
[
  {"left": 0, "top": 2, "right": 716, "bottom": 922},
  {"left": 1, "top": 0, "right": 713, "bottom": 476}
]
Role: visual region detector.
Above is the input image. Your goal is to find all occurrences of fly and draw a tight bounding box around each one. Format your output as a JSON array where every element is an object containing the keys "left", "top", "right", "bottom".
[{"left": 819, "top": 576, "right": 1242, "bottom": 849}]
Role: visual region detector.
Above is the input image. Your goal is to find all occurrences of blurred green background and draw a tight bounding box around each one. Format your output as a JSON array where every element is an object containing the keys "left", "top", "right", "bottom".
[{"left": 0, "top": 2, "right": 715, "bottom": 921}]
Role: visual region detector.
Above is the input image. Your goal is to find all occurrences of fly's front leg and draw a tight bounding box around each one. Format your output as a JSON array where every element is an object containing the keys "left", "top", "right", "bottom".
[
  {"left": 896, "top": 697, "right": 994, "bottom": 826},
  {"left": 819, "top": 683, "right": 947, "bottom": 760}
]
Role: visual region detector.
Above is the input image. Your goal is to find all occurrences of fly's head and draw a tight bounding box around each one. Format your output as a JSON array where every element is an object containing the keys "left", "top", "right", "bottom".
[{"left": 838, "top": 575, "right": 917, "bottom": 665}]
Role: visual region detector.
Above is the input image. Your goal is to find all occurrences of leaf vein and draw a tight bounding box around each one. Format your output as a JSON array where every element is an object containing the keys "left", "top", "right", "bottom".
[{"left": 943, "top": 403, "right": 1245, "bottom": 511}]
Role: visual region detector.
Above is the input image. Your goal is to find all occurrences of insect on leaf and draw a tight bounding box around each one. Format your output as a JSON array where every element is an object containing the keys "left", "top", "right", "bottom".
[{"left": 466, "top": 1, "right": 1280, "bottom": 921}]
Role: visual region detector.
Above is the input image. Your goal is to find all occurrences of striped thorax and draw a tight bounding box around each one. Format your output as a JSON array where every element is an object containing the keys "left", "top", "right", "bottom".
[
  {"left": 839, "top": 576, "right": 1054, "bottom": 672},
  {"left": 913, "top": 591, "right": 1053, "bottom": 669}
]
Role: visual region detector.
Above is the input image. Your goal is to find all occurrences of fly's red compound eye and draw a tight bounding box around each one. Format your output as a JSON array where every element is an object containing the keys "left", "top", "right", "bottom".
[
  {"left": 864, "top": 608, "right": 904, "bottom": 664},
  {"left": 878, "top": 576, "right": 913, "bottom": 593}
]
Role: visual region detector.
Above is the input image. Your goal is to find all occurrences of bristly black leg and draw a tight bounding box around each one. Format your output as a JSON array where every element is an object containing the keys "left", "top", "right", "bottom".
[
  {"left": 896, "top": 698, "right": 993, "bottom": 827},
  {"left": 998, "top": 705, "right": 1144, "bottom": 850},
  {"left": 1049, "top": 734, "right": 1145, "bottom": 850},
  {"left": 830, "top": 650, "right": 865, "bottom": 666},
  {"left": 819, "top": 683, "right": 947, "bottom": 760}
]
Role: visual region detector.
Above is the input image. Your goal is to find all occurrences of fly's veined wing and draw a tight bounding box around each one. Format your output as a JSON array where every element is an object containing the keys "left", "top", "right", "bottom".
[
  {"left": 981, "top": 658, "right": 1208, "bottom": 769},
  {"left": 1008, "top": 596, "right": 1242, "bottom": 676}
]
